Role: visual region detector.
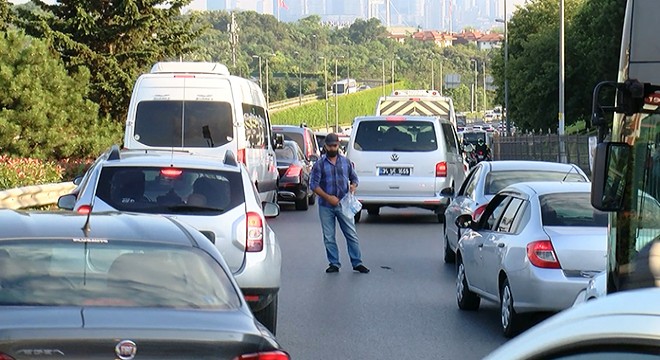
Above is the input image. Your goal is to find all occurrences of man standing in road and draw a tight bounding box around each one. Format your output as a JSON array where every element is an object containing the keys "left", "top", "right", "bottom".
[{"left": 310, "top": 133, "right": 369, "bottom": 274}]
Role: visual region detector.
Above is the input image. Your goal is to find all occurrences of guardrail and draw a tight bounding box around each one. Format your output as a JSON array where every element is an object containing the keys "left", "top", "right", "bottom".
[
  {"left": 269, "top": 93, "right": 321, "bottom": 113},
  {"left": 0, "top": 182, "right": 76, "bottom": 209}
]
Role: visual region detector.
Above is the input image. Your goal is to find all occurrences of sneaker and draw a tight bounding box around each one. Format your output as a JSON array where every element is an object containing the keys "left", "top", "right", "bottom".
[
  {"left": 353, "top": 264, "right": 370, "bottom": 273},
  {"left": 325, "top": 265, "right": 339, "bottom": 273}
]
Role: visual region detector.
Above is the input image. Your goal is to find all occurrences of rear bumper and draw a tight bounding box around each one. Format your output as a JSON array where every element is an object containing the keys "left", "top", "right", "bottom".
[
  {"left": 355, "top": 194, "right": 451, "bottom": 210},
  {"left": 277, "top": 183, "right": 305, "bottom": 201},
  {"left": 508, "top": 267, "right": 591, "bottom": 313}
]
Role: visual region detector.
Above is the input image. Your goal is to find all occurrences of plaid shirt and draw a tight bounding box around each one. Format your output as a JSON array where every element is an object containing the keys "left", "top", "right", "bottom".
[{"left": 310, "top": 154, "right": 359, "bottom": 208}]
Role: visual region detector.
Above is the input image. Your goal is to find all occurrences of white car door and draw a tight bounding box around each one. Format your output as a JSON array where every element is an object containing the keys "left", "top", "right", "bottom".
[{"left": 446, "top": 165, "right": 482, "bottom": 253}]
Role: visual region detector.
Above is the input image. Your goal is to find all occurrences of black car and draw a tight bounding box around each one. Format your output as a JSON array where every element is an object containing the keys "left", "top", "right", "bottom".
[
  {"left": 0, "top": 210, "right": 289, "bottom": 360},
  {"left": 275, "top": 140, "right": 315, "bottom": 210}
]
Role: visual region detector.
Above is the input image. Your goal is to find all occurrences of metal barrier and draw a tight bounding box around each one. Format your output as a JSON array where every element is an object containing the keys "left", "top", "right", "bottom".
[{"left": 0, "top": 182, "right": 76, "bottom": 209}]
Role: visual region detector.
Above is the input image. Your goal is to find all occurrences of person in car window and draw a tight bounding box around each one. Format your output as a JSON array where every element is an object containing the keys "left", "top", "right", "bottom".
[{"left": 310, "top": 133, "right": 369, "bottom": 274}]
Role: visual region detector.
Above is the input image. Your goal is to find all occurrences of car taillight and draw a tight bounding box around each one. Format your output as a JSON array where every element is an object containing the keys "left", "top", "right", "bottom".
[
  {"left": 237, "top": 149, "right": 246, "bottom": 164},
  {"left": 303, "top": 131, "right": 312, "bottom": 158},
  {"left": 473, "top": 204, "right": 488, "bottom": 221},
  {"left": 234, "top": 350, "right": 290, "bottom": 360},
  {"left": 77, "top": 205, "right": 92, "bottom": 214},
  {"left": 526, "top": 240, "right": 561, "bottom": 269},
  {"left": 0, "top": 353, "right": 16, "bottom": 360},
  {"left": 435, "top": 161, "right": 447, "bottom": 177},
  {"left": 246, "top": 212, "right": 263, "bottom": 252},
  {"left": 284, "top": 164, "right": 302, "bottom": 177}
]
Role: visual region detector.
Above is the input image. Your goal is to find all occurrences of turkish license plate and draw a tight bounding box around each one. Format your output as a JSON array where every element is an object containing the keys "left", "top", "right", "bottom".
[{"left": 378, "top": 167, "right": 411, "bottom": 176}]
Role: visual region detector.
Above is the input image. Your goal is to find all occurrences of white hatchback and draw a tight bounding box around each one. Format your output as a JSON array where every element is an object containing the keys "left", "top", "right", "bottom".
[{"left": 346, "top": 115, "right": 466, "bottom": 222}]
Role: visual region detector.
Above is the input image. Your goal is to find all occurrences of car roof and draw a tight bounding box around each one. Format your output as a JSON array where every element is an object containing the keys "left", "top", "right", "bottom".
[
  {"left": 272, "top": 125, "right": 308, "bottom": 131},
  {"left": 485, "top": 288, "right": 660, "bottom": 360},
  {"left": 0, "top": 210, "right": 200, "bottom": 246},
  {"left": 354, "top": 115, "right": 452, "bottom": 124},
  {"left": 103, "top": 150, "right": 241, "bottom": 173},
  {"left": 488, "top": 160, "right": 581, "bottom": 173},
  {"left": 502, "top": 181, "right": 592, "bottom": 197}
]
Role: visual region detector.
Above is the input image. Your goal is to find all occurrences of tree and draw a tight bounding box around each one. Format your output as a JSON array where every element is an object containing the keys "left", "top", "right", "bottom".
[
  {"left": 0, "top": 30, "right": 121, "bottom": 160},
  {"left": 14, "top": 0, "right": 205, "bottom": 123}
]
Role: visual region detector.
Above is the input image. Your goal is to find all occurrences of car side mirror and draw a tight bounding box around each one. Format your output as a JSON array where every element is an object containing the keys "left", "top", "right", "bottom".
[
  {"left": 72, "top": 176, "right": 84, "bottom": 186},
  {"left": 57, "top": 194, "right": 77, "bottom": 210},
  {"left": 455, "top": 213, "right": 474, "bottom": 230},
  {"left": 309, "top": 154, "right": 319, "bottom": 162},
  {"left": 591, "top": 142, "right": 631, "bottom": 211},
  {"left": 262, "top": 201, "right": 280, "bottom": 218}
]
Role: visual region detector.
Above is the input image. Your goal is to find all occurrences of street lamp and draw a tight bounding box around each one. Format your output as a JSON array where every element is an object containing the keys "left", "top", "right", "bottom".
[
  {"left": 334, "top": 56, "right": 344, "bottom": 132},
  {"left": 294, "top": 51, "right": 302, "bottom": 106},
  {"left": 496, "top": 12, "right": 510, "bottom": 136},
  {"left": 319, "top": 56, "right": 329, "bottom": 131},
  {"left": 381, "top": 59, "right": 386, "bottom": 97},
  {"left": 431, "top": 58, "right": 435, "bottom": 90},
  {"left": 251, "top": 55, "right": 262, "bottom": 90},
  {"left": 559, "top": 0, "right": 567, "bottom": 162},
  {"left": 264, "top": 53, "right": 276, "bottom": 108}
]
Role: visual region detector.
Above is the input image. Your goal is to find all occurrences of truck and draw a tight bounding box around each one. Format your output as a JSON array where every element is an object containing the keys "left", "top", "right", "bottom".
[
  {"left": 375, "top": 89, "right": 458, "bottom": 128},
  {"left": 590, "top": 0, "right": 660, "bottom": 294}
]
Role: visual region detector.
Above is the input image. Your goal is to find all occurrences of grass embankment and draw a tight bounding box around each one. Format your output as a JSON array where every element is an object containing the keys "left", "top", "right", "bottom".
[{"left": 270, "top": 82, "right": 407, "bottom": 128}]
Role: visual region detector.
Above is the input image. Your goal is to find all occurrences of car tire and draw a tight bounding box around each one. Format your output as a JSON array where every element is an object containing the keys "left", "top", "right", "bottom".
[
  {"left": 354, "top": 210, "right": 361, "bottom": 223},
  {"left": 254, "top": 294, "right": 278, "bottom": 335},
  {"left": 308, "top": 192, "right": 316, "bottom": 205},
  {"left": 500, "top": 278, "right": 522, "bottom": 338},
  {"left": 295, "top": 195, "right": 309, "bottom": 211},
  {"left": 456, "top": 257, "right": 480, "bottom": 311},
  {"left": 366, "top": 206, "right": 379, "bottom": 215},
  {"left": 443, "top": 233, "right": 455, "bottom": 263}
]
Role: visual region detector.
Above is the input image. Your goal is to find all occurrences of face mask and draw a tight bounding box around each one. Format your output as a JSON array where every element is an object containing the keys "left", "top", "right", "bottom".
[{"left": 325, "top": 149, "right": 338, "bottom": 158}]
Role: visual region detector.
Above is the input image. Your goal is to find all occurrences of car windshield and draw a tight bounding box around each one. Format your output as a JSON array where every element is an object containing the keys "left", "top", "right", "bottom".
[
  {"left": 275, "top": 146, "right": 297, "bottom": 163},
  {"left": 540, "top": 192, "right": 608, "bottom": 227},
  {"left": 0, "top": 240, "right": 241, "bottom": 309},
  {"left": 96, "top": 167, "right": 244, "bottom": 213},
  {"left": 485, "top": 170, "right": 587, "bottom": 195},
  {"left": 134, "top": 100, "right": 234, "bottom": 148},
  {"left": 353, "top": 121, "right": 437, "bottom": 152}
]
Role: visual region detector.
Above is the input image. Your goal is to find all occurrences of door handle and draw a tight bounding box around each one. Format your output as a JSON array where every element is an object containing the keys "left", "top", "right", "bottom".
[{"left": 497, "top": 243, "right": 505, "bottom": 248}]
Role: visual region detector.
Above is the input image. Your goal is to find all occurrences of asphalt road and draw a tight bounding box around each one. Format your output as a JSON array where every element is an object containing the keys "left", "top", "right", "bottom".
[{"left": 269, "top": 202, "right": 509, "bottom": 360}]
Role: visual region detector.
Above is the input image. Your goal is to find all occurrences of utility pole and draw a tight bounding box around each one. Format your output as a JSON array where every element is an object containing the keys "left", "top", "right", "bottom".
[
  {"left": 431, "top": 58, "right": 435, "bottom": 90},
  {"left": 381, "top": 59, "right": 385, "bottom": 97},
  {"left": 440, "top": 60, "right": 443, "bottom": 95},
  {"left": 252, "top": 55, "right": 262, "bottom": 90},
  {"left": 483, "top": 61, "right": 487, "bottom": 114},
  {"left": 294, "top": 51, "right": 302, "bottom": 105},
  {"left": 391, "top": 58, "right": 395, "bottom": 92},
  {"left": 320, "top": 56, "right": 329, "bottom": 131},
  {"left": 265, "top": 57, "right": 270, "bottom": 108},
  {"left": 334, "top": 58, "right": 339, "bottom": 132},
  {"left": 559, "top": 0, "right": 567, "bottom": 162}
]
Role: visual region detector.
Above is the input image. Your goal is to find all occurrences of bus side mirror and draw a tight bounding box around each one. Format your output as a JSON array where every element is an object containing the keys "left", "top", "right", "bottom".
[{"left": 591, "top": 142, "right": 631, "bottom": 211}]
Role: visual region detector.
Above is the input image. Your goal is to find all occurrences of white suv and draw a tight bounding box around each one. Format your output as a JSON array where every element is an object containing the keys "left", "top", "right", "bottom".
[
  {"left": 346, "top": 115, "right": 466, "bottom": 222},
  {"left": 57, "top": 146, "right": 282, "bottom": 334}
]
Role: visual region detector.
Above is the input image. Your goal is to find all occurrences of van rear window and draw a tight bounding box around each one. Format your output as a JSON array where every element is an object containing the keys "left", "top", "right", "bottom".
[
  {"left": 353, "top": 121, "right": 437, "bottom": 152},
  {"left": 134, "top": 101, "right": 233, "bottom": 148}
]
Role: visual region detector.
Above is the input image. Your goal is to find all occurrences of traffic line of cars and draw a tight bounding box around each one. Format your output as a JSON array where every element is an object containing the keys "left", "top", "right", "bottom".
[{"left": 1, "top": 62, "right": 291, "bottom": 359}]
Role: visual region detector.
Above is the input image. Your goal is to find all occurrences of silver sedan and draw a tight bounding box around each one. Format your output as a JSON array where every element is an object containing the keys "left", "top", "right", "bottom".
[
  {"left": 443, "top": 160, "right": 589, "bottom": 263},
  {"left": 454, "top": 181, "right": 607, "bottom": 337}
]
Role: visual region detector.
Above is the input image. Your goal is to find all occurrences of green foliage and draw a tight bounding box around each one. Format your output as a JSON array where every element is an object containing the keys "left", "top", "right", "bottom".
[
  {"left": 14, "top": 0, "right": 205, "bottom": 123},
  {"left": 0, "top": 30, "right": 121, "bottom": 160},
  {"left": 491, "top": 0, "right": 625, "bottom": 133},
  {"left": 270, "top": 84, "right": 404, "bottom": 127},
  {"left": 0, "top": 155, "right": 62, "bottom": 190}
]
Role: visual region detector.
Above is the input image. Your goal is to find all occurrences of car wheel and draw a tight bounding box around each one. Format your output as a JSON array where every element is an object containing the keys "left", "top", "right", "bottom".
[
  {"left": 500, "top": 278, "right": 523, "bottom": 338},
  {"left": 295, "top": 194, "right": 309, "bottom": 211},
  {"left": 456, "top": 257, "right": 480, "bottom": 310},
  {"left": 308, "top": 192, "right": 316, "bottom": 205},
  {"left": 367, "top": 206, "right": 379, "bottom": 215},
  {"left": 354, "top": 210, "right": 361, "bottom": 223},
  {"left": 443, "top": 233, "right": 455, "bottom": 263},
  {"left": 254, "top": 294, "right": 278, "bottom": 335}
]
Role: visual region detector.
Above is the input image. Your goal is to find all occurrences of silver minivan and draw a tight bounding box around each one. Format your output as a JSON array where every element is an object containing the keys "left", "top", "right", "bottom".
[{"left": 346, "top": 115, "right": 466, "bottom": 222}]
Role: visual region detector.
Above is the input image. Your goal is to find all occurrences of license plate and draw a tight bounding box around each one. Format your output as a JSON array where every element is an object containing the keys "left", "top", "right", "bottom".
[{"left": 378, "top": 167, "right": 411, "bottom": 176}]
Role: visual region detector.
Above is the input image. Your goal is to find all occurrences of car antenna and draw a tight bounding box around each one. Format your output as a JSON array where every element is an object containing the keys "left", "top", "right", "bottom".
[{"left": 561, "top": 166, "right": 575, "bottom": 182}]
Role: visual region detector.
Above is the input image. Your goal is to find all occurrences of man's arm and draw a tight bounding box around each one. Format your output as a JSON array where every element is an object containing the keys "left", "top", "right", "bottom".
[
  {"left": 347, "top": 157, "right": 359, "bottom": 193},
  {"left": 310, "top": 159, "right": 340, "bottom": 206}
]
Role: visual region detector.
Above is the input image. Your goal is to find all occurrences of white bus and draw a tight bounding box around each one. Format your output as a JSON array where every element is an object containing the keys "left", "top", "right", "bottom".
[{"left": 331, "top": 78, "right": 358, "bottom": 95}]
